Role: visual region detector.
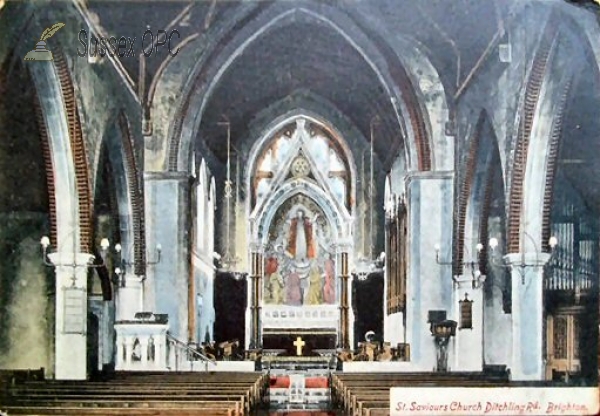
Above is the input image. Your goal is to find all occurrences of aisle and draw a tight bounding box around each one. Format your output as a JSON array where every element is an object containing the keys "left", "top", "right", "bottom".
[{"left": 269, "top": 412, "right": 339, "bottom": 415}]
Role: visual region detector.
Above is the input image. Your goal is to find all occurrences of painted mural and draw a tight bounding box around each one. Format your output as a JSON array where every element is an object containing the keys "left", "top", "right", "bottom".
[{"left": 263, "top": 194, "right": 336, "bottom": 306}]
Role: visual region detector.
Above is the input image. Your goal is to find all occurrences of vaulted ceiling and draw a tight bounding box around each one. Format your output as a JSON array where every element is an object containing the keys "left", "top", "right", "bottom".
[
  {"left": 84, "top": 0, "right": 599, "bottom": 177},
  {"left": 86, "top": 0, "right": 506, "bottom": 168}
]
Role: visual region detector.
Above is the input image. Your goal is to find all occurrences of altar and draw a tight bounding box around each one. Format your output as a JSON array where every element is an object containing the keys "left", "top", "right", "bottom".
[
  {"left": 261, "top": 304, "right": 338, "bottom": 353},
  {"left": 263, "top": 331, "right": 337, "bottom": 353},
  {"left": 261, "top": 304, "right": 339, "bottom": 329}
]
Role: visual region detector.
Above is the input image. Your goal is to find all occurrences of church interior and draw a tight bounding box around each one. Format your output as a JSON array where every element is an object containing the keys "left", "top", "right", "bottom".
[{"left": 1, "top": 0, "right": 599, "bottom": 414}]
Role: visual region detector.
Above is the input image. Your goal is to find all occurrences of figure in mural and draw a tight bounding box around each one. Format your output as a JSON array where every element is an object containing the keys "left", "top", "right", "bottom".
[
  {"left": 307, "top": 260, "right": 323, "bottom": 305},
  {"left": 264, "top": 257, "right": 284, "bottom": 304},
  {"left": 264, "top": 198, "right": 336, "bottom": 307},
  {"left": 286, "top": 270, "right": 303, "bottom": 305},
  {"left": 286, "top": 209, "right": 316, "bottom": 262},
  {"left": 323, "top": 256, "right": 336, "bottom": 304}
]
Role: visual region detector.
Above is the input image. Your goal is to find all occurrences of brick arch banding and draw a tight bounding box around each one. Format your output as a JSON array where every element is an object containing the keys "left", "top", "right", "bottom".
[
  {"left": 453, "top": 113, "right": 485, "bottom": 277},
  {"left": 118, "top": 112, "right": 147, "bottom": 276},
  {"left": 507, "top": 16, "right": 557, "bottom": 254},
  {"left": 53, "top": 51, "right": 94, "bottom": 254},
  {"left": 541, "top": 79, "right": 572, "bottom": 252}
]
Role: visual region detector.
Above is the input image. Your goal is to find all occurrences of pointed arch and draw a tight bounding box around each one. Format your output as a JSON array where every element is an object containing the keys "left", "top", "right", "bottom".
[
  {"left": 247, "top": 113, "right": 356, "bottom": 218},
  {"left": 506, "top": 13, "right": 560, "bottom": 254},
  {"left": 28, "top": 61, "right": 81, "bottom": 254},
  {"left": 166, "top": 4, "right": 435, "bottom": 174},
  {"left": 254, "top": 180, "right": 349, "bottom": 244},
  {"left": 462, "top": 112, "right": 505, "bottom": 274}
]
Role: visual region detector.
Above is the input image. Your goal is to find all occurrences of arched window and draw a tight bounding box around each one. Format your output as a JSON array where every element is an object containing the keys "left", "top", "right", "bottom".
[{"left": 251, "top": 118, "right": 352, "bottom": 212}]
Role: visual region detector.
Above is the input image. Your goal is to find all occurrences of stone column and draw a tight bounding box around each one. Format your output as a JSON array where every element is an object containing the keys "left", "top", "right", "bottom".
[
  {"left": 339, "top": 251, "right": 350, "bottom": 349},
  {"left": 505, "top": 252, "right": 550, "bottom": 381},
  {"left": 452, "top": 274, "right": 485, "bottom": 371},
  {"left": 144, "top": 171, "right": 189, "bottom": 338},
  {"left": 116, "top": 340, "right": 124, "bottom": 366},
  {"left": 140, "top": 336, "right": 149, "bottom": 367},
  {"left": 405, "top": 171, "right": 454, "bottom": 371},
  {"left": 48, "top": 252, "right": 94, "bottom": 380},
  {"left": 156, "top": 331, "right": 166, "bottom": 368},
  {"left": 249, "top": 250, "right": 263, "bottom": 349},
  {"left": 124, "top": 337, "right": 134, "bottom": 370}
]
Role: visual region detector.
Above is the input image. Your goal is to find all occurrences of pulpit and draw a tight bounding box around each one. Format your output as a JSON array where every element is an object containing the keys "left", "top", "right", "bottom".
[
  {"left": 431, "top": 320, "right": 457, "bottom": 372},
  {"left": 428, "top": 310, "right": 456, "bottom": 372}
]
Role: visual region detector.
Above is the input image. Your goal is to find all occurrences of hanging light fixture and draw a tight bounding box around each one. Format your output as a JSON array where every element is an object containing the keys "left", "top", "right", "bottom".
[
  {"left": 217, "top": 119, "right": 242, "bottom": 278},
  {"left": 354, "top": 116, "right": 382, "bottom": 280}
]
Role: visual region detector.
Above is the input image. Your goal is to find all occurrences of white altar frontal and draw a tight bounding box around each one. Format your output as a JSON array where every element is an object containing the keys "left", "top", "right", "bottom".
[{"left": 262, "top": 304, "right": 339, "bottom": 330}]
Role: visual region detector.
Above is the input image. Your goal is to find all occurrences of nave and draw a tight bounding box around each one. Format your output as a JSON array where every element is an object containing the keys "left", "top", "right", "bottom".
[{"left": 1, "top": 366, "right": 521, "bottom": 416}]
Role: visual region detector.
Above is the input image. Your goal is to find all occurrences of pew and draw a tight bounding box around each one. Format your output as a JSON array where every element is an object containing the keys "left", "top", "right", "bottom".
[
  {"left": 330, "top": 371, "right": 510, "bottom": 416},
  {"left": 0, "top": 370, "right": 268, "bottom": 416}
]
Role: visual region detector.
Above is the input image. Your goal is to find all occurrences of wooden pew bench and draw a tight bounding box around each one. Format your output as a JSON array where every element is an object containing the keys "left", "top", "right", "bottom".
[
  {"left": 1, "top": 371, "right": 267, "bottom": 416},
  {"left": 2, "top": 405, "right": 238, "bottom": 416},
  {"left": 331, "top": 372, "right": 509, "bottom": 415},
  {"left": 12, "top": 384, "right": 258, "bottom": 410},
  {"left": 5, "top": 399, "right": 244, "bottom": 415}
]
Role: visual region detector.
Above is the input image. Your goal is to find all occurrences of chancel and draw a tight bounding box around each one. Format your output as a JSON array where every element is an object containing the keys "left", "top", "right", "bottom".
[{"left": 0, "top": 0, "right": 599, "bottom": 414}]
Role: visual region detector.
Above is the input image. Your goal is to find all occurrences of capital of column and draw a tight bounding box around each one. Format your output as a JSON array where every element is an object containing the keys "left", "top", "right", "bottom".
[
  {"left": 47, "top": 252, "right": 95, "bottom": 268},
  {"left": 144, "top": 171, "right": 189, "bottom": 181},
  {"left": 333, "top": 240, "right": 352, "bottom": 254},
  {"left": 249, "top": 241, "right": 266, "bottom": 253},
  {"left": 404, "top": 170, "right": 454, "bottom": 185},
  {"left": 503, "top": 252, "right": 551, "bottom": 268},
  {"left": 453, "top": 273, "right": 486, "bottom": 290}
]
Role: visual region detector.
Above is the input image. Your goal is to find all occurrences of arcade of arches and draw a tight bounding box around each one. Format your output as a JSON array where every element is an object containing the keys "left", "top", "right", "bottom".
[{"left": 0, "top": 0, "right": 599, "bottom": 388}]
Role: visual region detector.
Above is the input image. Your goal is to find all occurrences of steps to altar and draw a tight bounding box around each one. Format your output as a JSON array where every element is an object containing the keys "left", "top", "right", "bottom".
[{"left": 263, "top": 355, "right": 334, "bottom": 411}]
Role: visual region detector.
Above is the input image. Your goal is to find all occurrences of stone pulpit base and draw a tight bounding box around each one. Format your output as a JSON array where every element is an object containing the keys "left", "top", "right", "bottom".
[{"left": 114, "top": 314, "right": 168, "bottom": 371}]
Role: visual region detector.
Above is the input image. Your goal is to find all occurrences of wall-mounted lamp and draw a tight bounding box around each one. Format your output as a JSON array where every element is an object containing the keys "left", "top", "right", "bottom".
[
  {"left": 41, "top": 236, "right": 161, "bottom": 287},
  {"left": 41, "top": 235, "right": 108, "bottom": 268},
  {"left": 113, "top": 242, "right": 162, "bottom": 286},
  {"left": 41, "top": 236, "right": 109, "bottom": 287},
  {"left": 488, "top": 233, "right": 557, "bottom": 284},
  {"left": 435, "top": 243, "right": 486, "bottom": 289}
]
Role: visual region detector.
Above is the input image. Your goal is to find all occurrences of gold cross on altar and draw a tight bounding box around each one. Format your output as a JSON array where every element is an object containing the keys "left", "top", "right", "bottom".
[{"left": 293, "top": 336, "right": 305, "bottom": 356}]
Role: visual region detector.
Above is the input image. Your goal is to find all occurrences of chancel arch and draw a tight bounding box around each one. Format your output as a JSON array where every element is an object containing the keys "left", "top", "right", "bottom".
[{"left": 168, "top": 3, "right": 433, "bottom": 176}]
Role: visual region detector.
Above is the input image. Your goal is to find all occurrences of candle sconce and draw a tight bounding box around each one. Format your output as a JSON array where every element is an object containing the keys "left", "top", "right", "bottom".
[
  {"left": 435, "top": 243, "right": 486, "bottom": 289},
  {"left": 113, "top": 242, "right": 162, "bottom": 286},
  {"left": 488, "top": 233, "right": 557, "bottom": 284}
]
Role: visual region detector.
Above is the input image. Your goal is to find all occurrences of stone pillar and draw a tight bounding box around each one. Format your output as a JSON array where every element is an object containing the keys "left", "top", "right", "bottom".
[
  {"left": 156, "top": 331, "right": 166, "bottom": 368},
  {"left": 144, "top": 172, "right": 189, "bottom": 338},
  {"left": 452, "top": 274, "right": 485, "bottom": 372},
  {"left": 116, "top": 340, "right": 124, "bottom": 365},
  {"left": 124, "top": 337, "right": 134, "bottom": 369},
  {"left": 339, "top": 252, "right": 350, "bottom": 349},
  {"left": 249, "top": 250, "right": 263, "bottom": 348},
  {"left": 48, "top": 252, "right": 94, "bottom": 380},
  {"left": 505, "top": 252, "right": 550, "bottom": 381},
  {"left": 405, "top": 172, "right": 454, "bottom": 371},
  {"left": 140, "top": 336, "right": 149, "bottom": 366}
]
